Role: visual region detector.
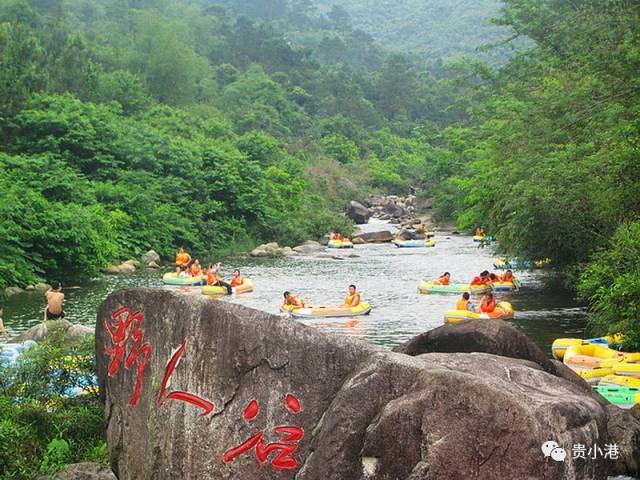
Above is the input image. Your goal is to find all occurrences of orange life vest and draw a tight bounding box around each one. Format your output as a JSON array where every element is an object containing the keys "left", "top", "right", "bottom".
[
  {"left": 501, "top": 273, "right": 515, "bottom": 283},
  {"left": 480, "top": 297, "right": 496, "bottom": 313},
  {"left": 436, "top": 275, "right": 450, "bottom": 286},
  {"left": 190, "top": 264, "right": 201, "bottom": 277},
  {"left": 230, "top": 276, "right": 244, "bottom": 287},
  {"left": 470, "top": 276, "right": 489, "bottom": 286},
  {"left": 176, "top": 252, "right": 190, "bottom": 266},
  {"left": 343, "top": 293, "right": 361, "bottom": 307}
]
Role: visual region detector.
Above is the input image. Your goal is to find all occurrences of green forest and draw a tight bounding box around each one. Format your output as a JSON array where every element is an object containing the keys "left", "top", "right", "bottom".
[{"left": 1, "top": 0, "right": 639, "bottom": 346}]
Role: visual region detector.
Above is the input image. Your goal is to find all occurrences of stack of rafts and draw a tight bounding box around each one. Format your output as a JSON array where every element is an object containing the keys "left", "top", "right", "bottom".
[{"left": 553, "top": 335, "right": 640, "bottom": 408}]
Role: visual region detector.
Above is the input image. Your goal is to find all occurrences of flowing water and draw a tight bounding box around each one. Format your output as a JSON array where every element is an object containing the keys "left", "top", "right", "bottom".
[{"left": 2, "top": 220, "right": 588, "bottom": 355}]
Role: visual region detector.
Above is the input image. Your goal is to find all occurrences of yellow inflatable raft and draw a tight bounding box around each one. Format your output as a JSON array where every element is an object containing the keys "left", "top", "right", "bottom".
[
  {"left": 576, "top": 367, "right": 614, "bottom": 384},
  {"left": 551, "top": 335, "right": 624, "bottom": 360},
  {"left": 202, "top": 279, "right": 253, "bottom": 296},
  {"left": 418, "top": 281, "right": 491, "bottom": 295},
  {"left": 280, "top": 302, "right": 372, "bottom": 318},
  {"left": 563, "top": 344, "right": 627, "bottom": 371},
  {"left": 162, "top": 272, "right": 206, "bottom": 286},
  {"left": 599, "top": 375, "right": 640, "bottom": 388},
  {"left": 444, "top": 301, "right": 514, "bottom": 324},
  {"left": 612, "top": 362, "right": 640, "bottom": 378}
]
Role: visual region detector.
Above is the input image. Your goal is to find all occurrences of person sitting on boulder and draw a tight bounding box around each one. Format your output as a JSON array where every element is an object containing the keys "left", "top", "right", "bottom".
[
  {"left": 44, "top": 282, "right": 64, "bottom": 322},
  {"left": 456, "top": 292, "right": 474, "bottom": 312},
  {"left": 342, "top": 285, "right": 361, "bottom": 307},
  {"left": 0, "top": 307, "right": 10, "bottom": 342},
  {"left": 283, "top": 291, "right": 305, "bottom": 308},
  {"left": 501, "top": 269, "right": 516, "bottom": 283},
  {"left": 470, "top": 270, "right": 491, "bottom": 285},
  {"left": 175, "top": 247, "right": 191, "bottom": 267},
  {"left": 208, "top": 263, "right": 232, "bottom": 294},
  {"left": 190, "top": 259, "right": 202, "bottom": 277},
  {"left": 435, "top": 272, "right": 451, "bottom": 285},
  {"left": 230, "top": 269, "right": 244, "bottom": 287},
  {"left": 479, "top": 292, "right": 497, "bottom": 313}
]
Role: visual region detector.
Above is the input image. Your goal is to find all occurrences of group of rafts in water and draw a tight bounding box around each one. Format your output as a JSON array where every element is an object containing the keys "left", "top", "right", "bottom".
[{"left": 162, "top": 233, "right": 519, "bottom": 321}]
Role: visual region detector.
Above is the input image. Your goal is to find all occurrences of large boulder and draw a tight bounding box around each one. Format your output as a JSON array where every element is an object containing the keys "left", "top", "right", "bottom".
[
  {"left": 141, "top": 250, "right": 161, "bottom": 266},
  {"left": 605, "top": 405, "right": 640, "bottom": 477},
  {"left": 5, "top": 286, "right": 23, "bottom": 296},
  {"left": 12, "top": 319, "right": 73, "bottom": 343},
  {"left": 96, "top": 289, "right": 610, "bottom": 480},
  {"left": 36, "top": 463, "right": 117, "bottom": 480},
  {"left": 35, "top": 282, "right": 51, "bottom": 292},
  {"left": 347, "top": 201, "right": 371, "bottom": 224},
  {"left": 393, "top": 319, "right": 601, "bottom": 401},
  {"left": 383, "top": 202, "right": 406, "bottom": 218},
  {"left": 292, "top": 240, "right": 324, "bottom": 254},
  {"left": 352, "top": 230, "right": 394, "bottom": 243}
]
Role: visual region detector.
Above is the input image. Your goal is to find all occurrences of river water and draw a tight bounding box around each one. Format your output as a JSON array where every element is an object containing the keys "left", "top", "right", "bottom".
[{"left": 2, "top": 220, "right": 588, "bottom": 355}]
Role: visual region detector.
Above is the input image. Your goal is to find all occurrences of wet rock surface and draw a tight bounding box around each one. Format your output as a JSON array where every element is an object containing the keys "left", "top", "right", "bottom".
[{"left": 96, "top": 289, "right": 612, "bottom": 480}]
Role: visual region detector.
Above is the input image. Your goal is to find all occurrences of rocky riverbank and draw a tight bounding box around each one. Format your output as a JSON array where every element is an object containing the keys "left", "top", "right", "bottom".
[{"left": 95, "top": 289, "right": 639, "bottom": 480}]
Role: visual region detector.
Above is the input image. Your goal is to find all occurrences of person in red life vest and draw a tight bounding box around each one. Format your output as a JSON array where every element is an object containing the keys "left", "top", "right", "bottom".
[
  {"left": 470, "top": 270, "right": 491, "bottom": 285},
  {"left": 501, "top": 269, "right": 516, "bottom": 283},
  {"left": 435, "top": 272, "right": 451, "bottom": 285},
  {"left": 230, "top": 269, "right": 244, "bottom": 287},
  {"left": 190, "top": 259, "right": 202, "bottom": 277},
  {"left": 479, "top": 292, "right": 497, "bottom": 313}
]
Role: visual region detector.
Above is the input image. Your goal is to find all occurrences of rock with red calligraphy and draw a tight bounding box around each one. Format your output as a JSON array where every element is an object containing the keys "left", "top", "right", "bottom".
[{"left": 96, "top": 289, "right": 611, "bottom": 480}]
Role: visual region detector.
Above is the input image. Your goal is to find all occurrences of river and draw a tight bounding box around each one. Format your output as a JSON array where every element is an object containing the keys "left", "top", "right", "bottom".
[{"left": 2, "top": 220, "right": 588, "bottom": 355}]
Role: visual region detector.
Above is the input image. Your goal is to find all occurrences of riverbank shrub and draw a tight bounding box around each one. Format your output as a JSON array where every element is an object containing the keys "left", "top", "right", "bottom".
[
  {"left": 578, "top": 222, "right": 640, "bottom": 351},
  {"left": 0, "top": 332, "right": 106, "bottom": 479}
]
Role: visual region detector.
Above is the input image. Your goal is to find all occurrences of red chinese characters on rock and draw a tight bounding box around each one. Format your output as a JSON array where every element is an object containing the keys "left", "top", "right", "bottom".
[
  {"left": 223, "top": 394, "right": 304, "bottom": 470},
  {"left": 104, "top": 307, "right": 153, "bottom": 406},
  {"left": 156, "top": 339, "right": 214, "bottom": 416}
]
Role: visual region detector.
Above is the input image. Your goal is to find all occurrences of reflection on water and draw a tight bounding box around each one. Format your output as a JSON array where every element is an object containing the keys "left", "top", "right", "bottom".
[{"left": 2, "top": 231, "right": 587, "bottom": 355}]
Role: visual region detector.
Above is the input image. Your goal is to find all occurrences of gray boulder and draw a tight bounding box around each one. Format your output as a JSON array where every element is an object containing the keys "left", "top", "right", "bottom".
[
  {"left": 12, "top": 319, "right": 73, "bottom": 343},
  {"left": 605, "top": 405, "right": 640, "bottom": 477},
  {"left": 35, "top": 282, "right": 52, "bottom": 292},
  {"left": 352, "top": 230, "right": 394, "bottom": 243},
  {"left": 393, "top": 319, "right": 601, "bottom": 401},
  {"left": 141, "top": 249, "right": 161, "bottom": 266},
  {"left": 146, "top": 261, "right": 161, "bottom": 269},
  {"left": 96, "top": 289, "right": 610, "bottom": 480},
  {"left": 5, "top": 286, "right": 23, "bottom": 296},
  {"left": 383, "top": 203, "right": 406, "bottom": 218},
  {"left": 347, "top": 201, "right": 371, "bottom": 224},
  {"left": 293, "top": 240, "right": 324, "bottom": 254},
  {"left": 36, "top": 463, "right": 117, "bottom": 480}
]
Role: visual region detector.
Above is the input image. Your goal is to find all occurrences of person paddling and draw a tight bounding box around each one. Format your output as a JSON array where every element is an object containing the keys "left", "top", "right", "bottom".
[
  {"left": 208, "top": 263, "right": 232, "bottom": 294},
  {"left": 435, "top": 272, "right": 451, "bottom": 285},
  {"left": 44, "top": 282, "right": 65, "bottom": 322},
  {"left": 342, "top": 285, "right": 361, "bottom": 307}
]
